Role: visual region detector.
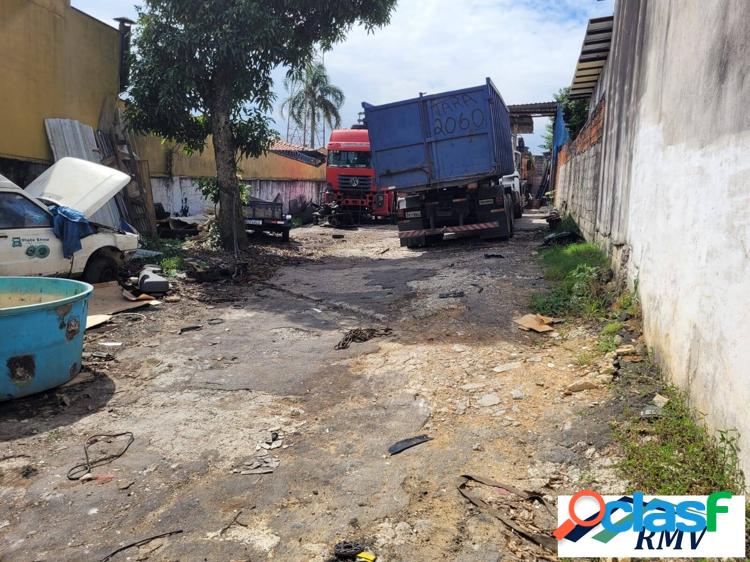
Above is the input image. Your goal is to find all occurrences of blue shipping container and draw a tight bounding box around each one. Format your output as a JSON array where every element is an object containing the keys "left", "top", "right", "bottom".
[{"left": 363, "top": 78, "right": 514, "bottom": 192}]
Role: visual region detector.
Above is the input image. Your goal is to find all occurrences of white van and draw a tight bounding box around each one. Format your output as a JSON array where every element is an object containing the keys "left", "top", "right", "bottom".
[{"left": 0, "top": 158, "right": 139, "bottom": 282}]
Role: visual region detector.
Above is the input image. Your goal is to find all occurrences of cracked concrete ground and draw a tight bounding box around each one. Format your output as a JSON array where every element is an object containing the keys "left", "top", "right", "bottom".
[{"left": 0, "top": 212, "right": 626, "bottom": 561}]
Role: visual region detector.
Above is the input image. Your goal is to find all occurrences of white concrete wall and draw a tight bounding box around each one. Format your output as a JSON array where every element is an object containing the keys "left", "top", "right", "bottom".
[
  {"left": 151, "top": 177, "right": 324, "bottom": 217},
  {"left": 624, "top": 1, "right": 750, "bottom": 470},
  {"left": 557, "top": 0, "right": 750, "bottom": 472}
]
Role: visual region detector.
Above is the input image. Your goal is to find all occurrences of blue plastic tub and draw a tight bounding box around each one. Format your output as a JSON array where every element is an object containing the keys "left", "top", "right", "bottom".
[{"left": 0, "top": 277, "right": 93, "bottom": 400}]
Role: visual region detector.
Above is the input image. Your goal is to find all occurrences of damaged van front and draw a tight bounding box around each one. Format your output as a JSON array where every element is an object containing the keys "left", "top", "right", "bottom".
[{"left": 0, "top": 158, "right": 139, "bottom": 282}]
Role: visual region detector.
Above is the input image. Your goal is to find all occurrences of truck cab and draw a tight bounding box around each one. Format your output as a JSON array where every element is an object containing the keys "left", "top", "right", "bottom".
[
  {"left": 501, "top": 150, "right": 524, "bottom": 218},
  {"left": 325, "top": 128, "right": 394, "bottom": 221}
]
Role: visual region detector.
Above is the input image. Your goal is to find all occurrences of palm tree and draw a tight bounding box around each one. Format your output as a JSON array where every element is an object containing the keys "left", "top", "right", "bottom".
[{"left": 282, "top": 61, "right": 344, "bottom": 147}]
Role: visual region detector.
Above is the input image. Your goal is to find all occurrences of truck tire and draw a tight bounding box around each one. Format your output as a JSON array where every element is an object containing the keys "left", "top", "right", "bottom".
[
  {"left": 507, "top": 194, "right": 515, "bottom": 237},
  {"left": 512, "top": 192, "right": 523, "bottom": 219},
  {"left": 282, "top": 229, "right": 290, "bottom": 242},
  {"left": 83, "top": 254, "right": 118, "bottom": 284}
]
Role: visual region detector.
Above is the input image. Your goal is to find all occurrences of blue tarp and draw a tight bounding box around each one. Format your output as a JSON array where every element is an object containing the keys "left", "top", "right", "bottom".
[
  {"left": 49, "top": 206, "right": 95, "bottom": 258},
  {"left": 550, "top": 104, "right": 571, "bottom": 187}
]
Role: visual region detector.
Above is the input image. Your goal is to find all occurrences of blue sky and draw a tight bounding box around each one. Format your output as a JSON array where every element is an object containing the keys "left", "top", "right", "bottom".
[{"left": 72, "top": 0, "right": 613, "bottom": 153}]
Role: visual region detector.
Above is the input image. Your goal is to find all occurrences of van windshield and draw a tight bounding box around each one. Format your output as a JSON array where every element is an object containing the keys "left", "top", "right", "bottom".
[{"left": 328, "top": 150, "right": 371, "bottom": 168}]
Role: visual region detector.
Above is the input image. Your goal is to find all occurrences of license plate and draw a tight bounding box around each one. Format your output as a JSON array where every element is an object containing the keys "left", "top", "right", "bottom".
[
  {"left": 405, "top": 211, "right": 421, "bottom": 218},
  {"left": 247, "top": 219, "right": 263, "bottom": 225},
  {"left": 479, "top": 198, "right": 494, "bottom": 205}
]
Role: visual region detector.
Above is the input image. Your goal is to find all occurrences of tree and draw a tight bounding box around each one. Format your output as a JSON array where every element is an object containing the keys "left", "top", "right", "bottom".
[
  {"left": 282, "top": 60, "right": 345, "bottom": 148},
  {"left": 540, "top": 87, "right": 590, "bottom": 152},
  {"left": 126, "top": 0, "right": 396, "bottom": 251}
]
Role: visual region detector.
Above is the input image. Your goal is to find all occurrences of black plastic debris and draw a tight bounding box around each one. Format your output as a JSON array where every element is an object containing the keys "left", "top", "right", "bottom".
[
  {"left": 388, "top": 434, "right": 432, "bottom": 456},
  {"left": 542, "top": 231, "right": 581, "bottom": 246},
  {"left": 484, "top": 253, "right": 505, "bottom": 259},
  {"left": 438, "top": 290, "right": 464, "bottom": 299},
  {"left": 326, "top": 540, "right": 377, "bottom": 561}
]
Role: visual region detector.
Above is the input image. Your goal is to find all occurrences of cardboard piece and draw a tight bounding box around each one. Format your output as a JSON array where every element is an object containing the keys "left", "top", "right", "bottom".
[
  {"left": 85, "top": 282, "right": 159, "bottom": 330},
  {"left": 514, "top": 313, "right": 559, "bottom": 333}
]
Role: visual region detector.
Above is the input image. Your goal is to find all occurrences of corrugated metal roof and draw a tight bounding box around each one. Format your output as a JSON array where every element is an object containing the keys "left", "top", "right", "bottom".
[
  {"left": 569, "top": 16, "right": 614, "bottom": 100},
  {"left": 507, "top": 102, "right": 558, "bottom": 117}
]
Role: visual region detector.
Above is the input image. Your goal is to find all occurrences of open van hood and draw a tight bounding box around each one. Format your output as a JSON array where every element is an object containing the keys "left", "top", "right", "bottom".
[{"left": 25, "top": 157, "right": 131, "bottom": 217}]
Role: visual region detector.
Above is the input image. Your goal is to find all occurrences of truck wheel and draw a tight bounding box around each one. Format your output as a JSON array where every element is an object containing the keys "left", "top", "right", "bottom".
[
  {"left": 83, "top": 254, "right": 118, "bottom": 284},
  {"left": 282, "top": 229, "right": 290, "bottom": 242},
  {"left": 513, "top": 193, "right": 523, "bottom": 219}
]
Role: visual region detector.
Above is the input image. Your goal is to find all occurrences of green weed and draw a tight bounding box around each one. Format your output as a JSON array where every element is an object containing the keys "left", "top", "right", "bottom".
[
  {"left": 614, "top": 385, "right": 745, "bottom": 495},
  {"left": 531, "top": 242, "right": 612, "bottom": 318},
  {"left": 554, "top": 213, "right": 581, "bottom": 235},
  {"left": 601, "top": 320, "right": 623, "bottom": 336},
  {"left": 575, "top": 350, "right": 597, "bottom": 367},
  {"left": 160, "top": 256, "right": 184, "bottom": 277},
  {"left": 143, "top": 237, "right": 186, "bottom": 276}
]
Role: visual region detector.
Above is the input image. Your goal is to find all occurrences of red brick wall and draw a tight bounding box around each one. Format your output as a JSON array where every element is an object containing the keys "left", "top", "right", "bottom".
[{"left": 555, "top": 98, "right": 605, "bottom": 184}]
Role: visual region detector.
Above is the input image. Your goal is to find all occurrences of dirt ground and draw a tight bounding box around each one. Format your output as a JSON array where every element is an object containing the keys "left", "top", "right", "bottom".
[{"left": 0, "top": 211, "right": 629, "bottom": 561}]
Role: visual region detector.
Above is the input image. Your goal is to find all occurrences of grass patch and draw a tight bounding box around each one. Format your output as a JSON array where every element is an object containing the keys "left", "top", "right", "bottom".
[
  {"left": 554, "top": 213, "right": 582, "bottom": 235},
  {"left": 574, "top": 349, "right": 597, "bottom": 367},
  {"left": 614, "top": 385, "right": 744, "bottom": 495},
  {"left": 531, "top": 242, "right": 612, "bottom": 317},
  {"left": 143, "top": 237, "right": 186, "bottom": 277},
  {"left": 601, "top": 320, "right": 623, "bottom": 336}
]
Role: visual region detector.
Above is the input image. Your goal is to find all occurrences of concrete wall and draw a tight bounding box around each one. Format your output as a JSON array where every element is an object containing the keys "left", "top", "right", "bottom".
[
  {"left": 152, "top": 177, "right": 323, "bottom": 217},
  {"left": 0, "top": 0, "right": 120, "bottom": 163},
  {"left": 556, "top": 0, "right": 750, "bottom": 472},
  {"left": 133, "top": 136, "right": 326, "bottom": 182}
]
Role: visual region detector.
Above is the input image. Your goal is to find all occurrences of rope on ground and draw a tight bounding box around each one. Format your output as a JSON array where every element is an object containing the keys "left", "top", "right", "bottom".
[{"left": 67, "top": 432, "right": 135, "bottom": 480}]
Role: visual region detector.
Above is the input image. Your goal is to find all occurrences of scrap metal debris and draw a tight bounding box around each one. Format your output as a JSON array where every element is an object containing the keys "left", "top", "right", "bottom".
[
  {"left": 178, "top": 324, "right": 202, "bottom": 334},
  {"left": 388, "top": 434, "right": 432, "bottom": 456},
  {"left": 98, "top": 530, "right": 183, "bottom": 562},
  {"left": 457, "top": 474, "right": 556, "bottom": 553},
  {"left": 67, "top": 432, "right": 135, "bottom": 481},
  {"left": 335, "top": 327, "right": 392, "bottom": 350}
]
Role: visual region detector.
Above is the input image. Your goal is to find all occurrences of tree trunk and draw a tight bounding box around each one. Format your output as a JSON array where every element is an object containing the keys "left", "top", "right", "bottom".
[
  {"left": 302, "top": 104, "right": 308, "bottom": 148},
  {"left": 211, "top": 87, "right": 247, "bottom": 252},
  {"left": 310, "top": 106, "right": 317, "bottom": 149}
]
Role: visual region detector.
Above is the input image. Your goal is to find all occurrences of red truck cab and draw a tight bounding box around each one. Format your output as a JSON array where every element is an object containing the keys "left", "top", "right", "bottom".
[{"left": 326, "top": 128, "right": 394, "bottom": 221}]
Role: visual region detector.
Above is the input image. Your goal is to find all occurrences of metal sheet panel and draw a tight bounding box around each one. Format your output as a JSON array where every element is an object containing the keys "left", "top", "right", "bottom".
[{"left": 43, "top": 118, "right": 122, "bottom": 228}]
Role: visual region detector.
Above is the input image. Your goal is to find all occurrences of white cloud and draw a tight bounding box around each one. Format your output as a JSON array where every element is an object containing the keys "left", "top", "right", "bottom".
[
  {"left": 277, "top": 0, "right": 613, "bottom": 152},
  {"left": 72, "top": 0, "right": 614, "bottom": 153}
]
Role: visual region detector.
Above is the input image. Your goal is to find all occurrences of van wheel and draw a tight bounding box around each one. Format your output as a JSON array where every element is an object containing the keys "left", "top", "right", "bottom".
[{"left": 83, "top": 255, "right": 118, "bottom": 284}]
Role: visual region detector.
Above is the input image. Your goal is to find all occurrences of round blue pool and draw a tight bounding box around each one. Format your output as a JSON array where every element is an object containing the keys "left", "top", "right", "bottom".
[{"left": 1, "top": 277, "right": 93, "bottom": 400}]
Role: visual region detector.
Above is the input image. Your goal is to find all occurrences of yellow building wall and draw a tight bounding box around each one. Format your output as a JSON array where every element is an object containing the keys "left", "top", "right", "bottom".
[
  {"left": 135, "top": 136, "right": 327, "bottom": 182},
  {"left": 0, "top": 0, "right": 120, "bottom": 163}
]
